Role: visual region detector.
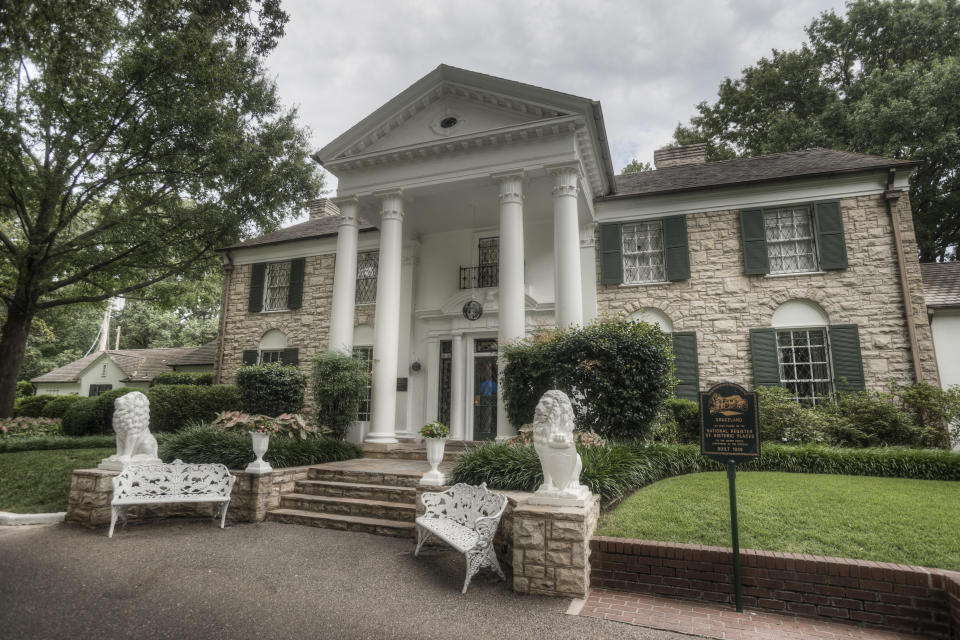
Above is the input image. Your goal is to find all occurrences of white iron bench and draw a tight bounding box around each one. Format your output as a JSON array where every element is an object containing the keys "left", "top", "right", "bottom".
[
  {"left": 415, "top": 482, "right": 508, "bottom": 593},
  {"left": 109, "top": 459, "right": 236, "bottom": 538}
]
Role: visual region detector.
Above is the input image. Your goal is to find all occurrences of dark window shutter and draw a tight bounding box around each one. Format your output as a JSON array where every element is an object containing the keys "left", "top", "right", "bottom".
[
  {"left": 248, "top": 263, "right": 266, "bottom": 313},
  {"left": 287, "top": 258, "right": 306, "bottom": 309},
  {"left": 740, "top": 209, "right": 769, "bottom": 275},
  {"left": 599, "top": 223, "right": 623, "bottom": 285},
  {"left": 815, "top": 201, "right": 848, "bottom": 270},
  {"left": 663, "top": 216, "right": 690, "bottom": 281},
  {"left": 671, "top": 332, "right": 699, "bottom": 401},
  {"left": 280, "top": 348, "right": 299, "bottom": 366},
  {"left": 242, "top": 350, "right": 258, "bottom": 365},
  {"left": 829, "top": 324, "right": 865, "bottom": 391},
  {"left": 749, "top": 328, "right": 781, "bottom": 387}
]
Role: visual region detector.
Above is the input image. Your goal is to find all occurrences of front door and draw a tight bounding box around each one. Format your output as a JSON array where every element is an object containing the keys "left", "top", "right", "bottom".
[{"left": 472, "top": 338, "right": 498, "bottom": 441}]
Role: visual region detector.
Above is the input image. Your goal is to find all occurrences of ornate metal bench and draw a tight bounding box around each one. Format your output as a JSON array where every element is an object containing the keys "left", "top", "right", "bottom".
[
  {"left": 415, "top": 482, "right": 508, "bottom": 593},
  {"left": 108, "top": 460, "right": 236, "bottom": 538}
]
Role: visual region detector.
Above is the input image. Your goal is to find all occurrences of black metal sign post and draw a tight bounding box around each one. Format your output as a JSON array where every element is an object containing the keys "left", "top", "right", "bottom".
[{"left": 700, "top": 382, "right": 760, "bottom": 614}]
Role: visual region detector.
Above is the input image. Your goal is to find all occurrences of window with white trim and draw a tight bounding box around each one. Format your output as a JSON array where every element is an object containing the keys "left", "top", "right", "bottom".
[
  {"left": 622, "top": 220, "right": 665, "bottom": 284},
  {"left": 259, "top": 350, "right": 282, "bottom": 364},
  {"left": 776, "top": 328, "right": 833, "bottom": 405},
  {"left": 356, "top": 251, "right": 379, "bottom": 305},
  {"left": 352, "top": 346, "right": 373, "bottom": 421},
  {"left": 263, "top": 261, "right": 291, "bottom": 311},
  {"left": 764, "top": 206, "right": 817, "bottom": 274}
]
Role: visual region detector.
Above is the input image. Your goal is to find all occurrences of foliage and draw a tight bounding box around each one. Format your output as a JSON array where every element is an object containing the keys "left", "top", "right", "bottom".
[
  {"left": 236, "top": 363, "right": 307, "bottom": 417},
  {"left": 15, "top": 305, "right": 103, "bottom": 382},
  {"left": 151, "top": 372, "right": 215, "bottom": 387},
  {"left": 12, "top": 394, "right": 55, "bottom": 418},
  {"left": 620, "top": 159, "right": 653, "bottom": 174},
  {"left": 0, "top": 434, "right": 120, "bottom": 453},
  {"left": 0, "top": 416, "right": 62, "bottom": 438},
  {"left": 212, "top": 410, "right": 317, "bottom": 440},
  {"left": 419, "top": 421, "right": 450, "bottom": 439},
  {"left": 60, "top": 398, "right": 101, "bottom": 437},
  {"left": 672, "top": 0, "right": 960, "bottom": 260},
  {"left": 147, "top": 385, "right": 241, "bottom": 433},
  {"left": 505, "top": 424, "right": 606, "bottom": 447},
  {"left": 40, "top": 395, "right": 83, "bottom": 419},
  {"left": 501, "top": 318, "right": 675, "bottom": 440},
  {"left": 668, "top": 398, "right": 699, "bottom": 444},
  {"left": 0, "top": 0, "right": 322, "bottom": 417},
  {"left": 310, "top": 352, "right": 369, "bottom": 439},
  {"left": 93, "top": 388, "right": 143, "bottom": 435},
  {"left": 891, "top": 381, "right": 959, "bottom": 447},
  {"left": 0, "top": 448, "right": 115, "bottom": 513},
  {"left": 158, "top": 425, "right": 362, "bottom": 469},
  {"left": 16, "top": 381, "right": 33, "bottom": 397}
]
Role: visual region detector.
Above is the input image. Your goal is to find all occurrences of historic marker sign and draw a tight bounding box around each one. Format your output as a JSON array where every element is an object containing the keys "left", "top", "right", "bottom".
[{"left": 699, "top": 382, "right": 760, "bottom": 462}]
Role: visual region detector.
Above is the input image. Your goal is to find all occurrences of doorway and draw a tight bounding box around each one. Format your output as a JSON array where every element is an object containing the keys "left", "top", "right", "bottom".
[{"left": 472, "top": 338, "right": 498, "bottom": 441}]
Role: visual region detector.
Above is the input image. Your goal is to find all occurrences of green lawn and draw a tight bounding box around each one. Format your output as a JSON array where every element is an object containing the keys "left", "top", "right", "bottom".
[
  {"left": 0, "top": 448, "right": 113, "bottom": 513},
  {"left": 597, "top": 471, "right": 960, "bottom": 571}
]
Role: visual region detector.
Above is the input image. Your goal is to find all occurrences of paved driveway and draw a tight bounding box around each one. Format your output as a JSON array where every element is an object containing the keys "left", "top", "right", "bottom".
[{"left": 0, "top": 520, "right": 694, "bottom": 640}]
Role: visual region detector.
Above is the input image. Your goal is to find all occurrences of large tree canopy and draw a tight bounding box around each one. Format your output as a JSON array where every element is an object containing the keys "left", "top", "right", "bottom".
[
  {"left": 672, "top": 0, "right": 960, "bottom": 261},
  {"left": 0, "top": 0, "right": 320, "bottom": 416}
]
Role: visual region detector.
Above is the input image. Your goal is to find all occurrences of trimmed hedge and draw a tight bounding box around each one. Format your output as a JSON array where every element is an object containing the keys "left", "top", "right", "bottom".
[
  {"left": 151, "top": 371, "right": 214, "bottom": 387},
  {"left": 13, "top": 394, "right": 56, "bottom": 418},
  {"left": 311, "top": 352, "right": 369, "bottom": 439},
  {"left": 40, "top": 395, "right": 83, "bottom": 419},
  {"left": 148, "top": 384, "right": 241, "bottom": 432},
  {"left": 16, "top": 381, "right": 34, "bottom": 397},
  {"left": 235, "top": 363, "right": 306, "bottom": 416},
  {"left": 451, "top": 442, "right": 960, "bottom": 506},
  {"left": 61, "top": 397, "right": 101, "bottom": 437},
  {"left": 0, "top": 435, "right": 124, "bottom": 453},
  {"left": 158, "top": 425, "right": 362, "bottom": 468}
]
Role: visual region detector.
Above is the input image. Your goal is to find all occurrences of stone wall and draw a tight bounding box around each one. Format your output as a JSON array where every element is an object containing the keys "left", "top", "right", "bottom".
[
  {"left": 592, "top": 536, "right": 959, "bottom": 639},
  {"left": 596, "top": 193, "right": 940, "bottom": 389},
  {"left": 66, "top": 466, "right": 311, "bottom": 528}
]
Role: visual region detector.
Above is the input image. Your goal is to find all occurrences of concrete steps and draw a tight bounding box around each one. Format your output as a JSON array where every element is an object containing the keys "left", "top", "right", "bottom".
[
  {"left": 279, "top": 493, "right": 415, "bottom": 522},
  {"left": 267, "top": 508, "right": 415, "bottom": 538}
]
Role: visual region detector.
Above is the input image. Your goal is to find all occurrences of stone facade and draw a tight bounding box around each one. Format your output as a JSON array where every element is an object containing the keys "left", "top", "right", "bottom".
[{"left": 597, "top": 193, "right": 940, "bottom": 390}]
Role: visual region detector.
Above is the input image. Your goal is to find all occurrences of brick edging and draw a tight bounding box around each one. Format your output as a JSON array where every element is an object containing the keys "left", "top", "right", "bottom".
[{"left": 591, "top": 536, "right": 959, "bottom": 639}]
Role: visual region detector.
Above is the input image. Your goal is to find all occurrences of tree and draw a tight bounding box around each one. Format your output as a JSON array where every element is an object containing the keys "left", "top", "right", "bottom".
[
  {"left": 620, "top": 159, "right": 653, "bottom": 174},
  {"left": 673, "top": 0, "right": 960, "bottom": 261},
  {"left": 0, "top": 1, "right": 321, "bottom": 416}
]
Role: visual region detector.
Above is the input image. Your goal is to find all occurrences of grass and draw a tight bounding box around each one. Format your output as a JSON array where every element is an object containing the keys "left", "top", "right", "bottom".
[
  {"left": 0, "top": 448, "right": 113, "bottom": 513},
  {"left": 597, "top": 471, "right": 960, "bottom": 571}
]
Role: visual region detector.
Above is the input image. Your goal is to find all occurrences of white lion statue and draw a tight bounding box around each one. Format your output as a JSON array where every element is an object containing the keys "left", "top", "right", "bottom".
[
  {"left": 98, "top": 391, "right": 161, "bottom": 470},
  {"left": 530, "top": 390, "right": 591, "bottom": 505}
]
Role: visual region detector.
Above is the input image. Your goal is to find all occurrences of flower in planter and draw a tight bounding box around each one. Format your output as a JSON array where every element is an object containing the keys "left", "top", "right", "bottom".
[{"left": 419, "top": 421, "right": 450, "bottom": 439}]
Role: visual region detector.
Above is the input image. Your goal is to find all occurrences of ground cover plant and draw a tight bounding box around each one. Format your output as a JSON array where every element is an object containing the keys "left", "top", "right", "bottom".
[
  {"left": 0, "top": 416, "right": 62, "bottom": 439},
  {"left": 596, "top": 471, "right": 960, "bottom": 571},
  {"left": 0, "top": 448, "right": 113, "bottom": 513}
]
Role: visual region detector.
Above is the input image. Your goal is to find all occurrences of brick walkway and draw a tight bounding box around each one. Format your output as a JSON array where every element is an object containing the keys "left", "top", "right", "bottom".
[{"left": 576, "top": 588, "right": 927, "bottom": 640}]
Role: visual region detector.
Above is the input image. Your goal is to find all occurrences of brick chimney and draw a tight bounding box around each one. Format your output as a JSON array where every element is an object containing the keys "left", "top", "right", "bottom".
[
  {"left": 653, "top": 143, "right": 708, "bottom": 169},
  {"left": 308, "top": 198, "right": 340, "bottom": 219}
]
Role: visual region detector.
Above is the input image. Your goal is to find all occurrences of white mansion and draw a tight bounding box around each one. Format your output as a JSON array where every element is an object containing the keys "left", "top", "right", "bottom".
[{"left": 214, "top": 65, "right": 940, "bottom": 445}]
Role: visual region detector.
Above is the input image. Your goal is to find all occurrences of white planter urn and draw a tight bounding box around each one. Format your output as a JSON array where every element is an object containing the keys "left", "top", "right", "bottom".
[
  {"left": 421, "top": 438, "right": 447, "bottom": 486},
  {"left": 246, "top": 431, "right": 273, "bottom": 474}
]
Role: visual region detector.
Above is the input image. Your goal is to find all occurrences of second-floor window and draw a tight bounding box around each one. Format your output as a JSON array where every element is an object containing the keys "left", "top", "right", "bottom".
[
  {"left": 264, "top": 261, "right": 291, "bottom": 311},
  {"left": 247, "top": 258, "right": 304, "bottom": 313},
  {"left": 622, "top": 220, "right": 665, "bottom": 284},
  {"left": 764, "top": 206, "right": 817, "bottom": 274},
  {"left": 356, "top": 251, "right": 379, "bottom": 305}
]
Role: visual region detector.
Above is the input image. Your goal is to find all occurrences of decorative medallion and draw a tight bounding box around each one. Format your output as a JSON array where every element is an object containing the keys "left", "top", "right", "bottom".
[{"left": 462, "top": 300, "right": 483, "bottom": 321}]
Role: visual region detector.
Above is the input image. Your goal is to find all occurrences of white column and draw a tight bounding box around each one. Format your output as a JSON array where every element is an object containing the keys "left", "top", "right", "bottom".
[
  {"left": 552, "top": 166, "right": 583, "bottom": 328},
  {"left": 367, "top": 191, "right": 404, "bottom": 444},
  {"left": 495, "top": 172, "right": 526, "bottom": 440},
  {"left": 397, "top": 245, "right": 419, "bottom": 439},
  {"left": 580, "top": 223, "right": 598, "bottom": 324},
  {"left": 328, "top": 197, "right": 359, "bottom": 354},
  {"left": 450, "top": 333, "right": 466, "bottom": 440}
]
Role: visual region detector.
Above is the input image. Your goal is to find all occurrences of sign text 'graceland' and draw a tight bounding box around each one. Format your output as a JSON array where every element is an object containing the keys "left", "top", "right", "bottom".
[{"left": 699, "top": 382, "right": 760, "bottom": 462}]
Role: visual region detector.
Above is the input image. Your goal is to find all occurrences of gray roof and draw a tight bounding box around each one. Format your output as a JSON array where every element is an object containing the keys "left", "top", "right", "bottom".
[
  {"left": 920, "top": 262, "right": 960, "bottom": 308},
  {"left": 168, "top": 340, "right": 218, "bottom": 366},
  {"left": 32, "top": 347, "right": 207, "bottom": 384},
  {"left": 220, "top": 216, "right": 376, "bottom": 251},
  {"left": 606, "top": 148, "right": 917, "bottom": 199}
]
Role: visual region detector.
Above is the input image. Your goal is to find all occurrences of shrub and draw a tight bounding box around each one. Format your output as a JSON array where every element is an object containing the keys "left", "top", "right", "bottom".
[
  {"left": 158, "top": 424, "right": 362, "bottom": 468},
  {"left": 150, "top": 371, "right": 214, "bottom": 387},
  {"left": 235, "top": 363, "right": 306, "bottom": 416},
  {"left": 311, "top": 353, "right": 369, "bottom": 439},
  {"left": 16, "top": 381, "right": 34, "bottom": 397},
  {"left": 147, "top": 385, "right": 241, "bottom": 432},
  {"left": 823, "top": 389, "right": 923, "bottom": 447},
  {"left": 0, "top": 434, "right": 119, "bottom": 453},
  {"left": 61, "top": 397, "right": 101, "bottom": 436},
  {"left": 501, "top": 318, "right": 675, "bottom": 440},
  {"left": 94, "top": 388, "right": 143, "bottom": 434},
  {"left": 0, "top": 417, "right": 62, "bottom": 438},
  {"left": 891, "top": 381, "right": 958, "bottom": 448},
  {"left": 40, "top": 395, "right": 83, "bottom": 419},
  {"left": 211, "top": 410, "right": 317, "bottom": 440},
  {"left": 12, "top": 394, "right": 56, "bottom": 418},
  {"left": 665, "top": 398, "right": 699, "bottom": 444}
]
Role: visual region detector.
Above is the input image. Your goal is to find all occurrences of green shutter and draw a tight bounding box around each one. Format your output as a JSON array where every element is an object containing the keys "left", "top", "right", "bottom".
[
  {"left": 280, "top": 348, "right": 299, "bottom": 366},
  {"left": 671, "top": 332, "right": 699, "bottom": 401},
  {"left": 749, "top": 328, "right": 781, "bottom": 387},
  {"left": 287, "top": 258, "right": 305, "bottom": 310},
  {"left": 740, "top": 209, "right": 769, "bottom": 275},
  {"left": 815, "top": 201, "right": 848, "bottom": 270},
  {"left": 599, "top": 223, "right": 623, "bottom": 285},
  {"left": 829, "top": 324, "right": 864, "bottom": 391},
  {"left": 248, "top": 263, "right": 266, "bottom": 313},
  {"left": 241, "top": 350, "right": 258, "bottom": 365},
  {"left": 663, "top": 216, "right": 690, "bottom": 281}
]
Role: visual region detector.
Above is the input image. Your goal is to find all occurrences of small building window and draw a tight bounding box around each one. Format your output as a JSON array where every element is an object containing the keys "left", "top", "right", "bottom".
[
  {"left": 356, "top": 251, "right": 379, "bottom": 305},
  {"left": 259, "top": 350, "right": 282, "bottom": 364},
  {"left": 622, "top": 220, "right": 665, "bottom": 284},
  {"left": 89, "top": 384, "right": 113, "bottom": 397},
  {"left": 776, "top": 328, "right": 833, "bottom": 405},
  {"left": 764, "top": 206, "right": 817, "bottom": 274},
  {"left": 101, "top": 364, "right": 107, "bottom": 378},
  {"left": 352, "top": 346, "right": 373, "bottom": 421},
  {"left": 263, "top": 261, "right": 291, "bottom": 311}
]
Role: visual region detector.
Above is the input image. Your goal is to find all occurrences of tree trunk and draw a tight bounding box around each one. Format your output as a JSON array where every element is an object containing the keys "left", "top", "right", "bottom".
[{"left": 0, "top": 304, "right": 35, "bottom": 418}]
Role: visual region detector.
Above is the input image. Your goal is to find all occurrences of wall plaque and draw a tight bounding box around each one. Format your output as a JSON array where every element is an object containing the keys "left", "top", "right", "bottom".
[{"left": 699, "top": 382, "right": 760, "bottom": 462}]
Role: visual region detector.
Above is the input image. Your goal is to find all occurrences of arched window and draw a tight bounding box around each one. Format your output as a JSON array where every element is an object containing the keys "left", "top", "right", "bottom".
[
  {"left": 628, "top": 307, "right": 674, "bottom": 333},
  {"left": 770, "top": 300, "right": 831, "bottom": 404},
  {"left": 259, "top": 330, "right": 287, "bottom": 364}
]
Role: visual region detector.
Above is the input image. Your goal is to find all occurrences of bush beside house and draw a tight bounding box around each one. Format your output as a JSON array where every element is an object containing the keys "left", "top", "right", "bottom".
[
  {"left": 40, "top": 395, "right": 82, "bottom": 419},
  {"left": 235, "top": 363, "right": 307, "bottom": 417},
  {"left": 311, "top": 352, "right": 369, "bottom": 439},
  {"left": 150, "top": 371, "right": 214, "bottom": 387},
  {"left": 148, "top": 385, "right": 242, "bottom": 432}
]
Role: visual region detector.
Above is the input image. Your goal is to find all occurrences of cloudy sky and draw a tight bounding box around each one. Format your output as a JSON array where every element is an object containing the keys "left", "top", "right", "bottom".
[{"left": 265, "top": 0, "right": 847, "bottom": 191}]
